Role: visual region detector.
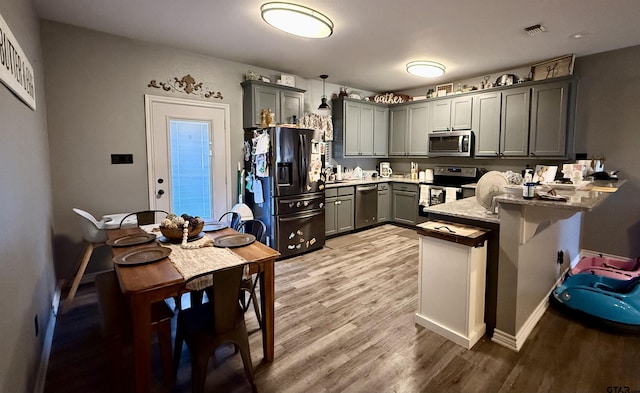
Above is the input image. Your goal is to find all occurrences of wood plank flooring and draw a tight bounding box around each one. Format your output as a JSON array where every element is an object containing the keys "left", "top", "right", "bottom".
[{"left": 45, "top": 224, "right": 640, "bottom": 393}]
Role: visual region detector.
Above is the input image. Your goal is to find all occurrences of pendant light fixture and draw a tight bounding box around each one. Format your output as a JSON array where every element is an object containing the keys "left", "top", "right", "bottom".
[
  {"left": 406, "top": 61, "right": 446, "bottom": 78},
  {"left": 318, "top": 74, "right": 330, "bottom": 110},
  {"left": 261, "top": 2, "right": 334, "bottom": 39}
]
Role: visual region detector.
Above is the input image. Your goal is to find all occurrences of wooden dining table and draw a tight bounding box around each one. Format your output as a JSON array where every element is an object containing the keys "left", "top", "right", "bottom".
[{"left": 108, "top": 226, "right": 280, "bottom": 393}]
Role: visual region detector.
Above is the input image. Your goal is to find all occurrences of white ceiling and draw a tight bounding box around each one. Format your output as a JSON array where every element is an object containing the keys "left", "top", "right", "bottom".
[{"left": 33, "top": 0, "right": 640, "bottom": 93}]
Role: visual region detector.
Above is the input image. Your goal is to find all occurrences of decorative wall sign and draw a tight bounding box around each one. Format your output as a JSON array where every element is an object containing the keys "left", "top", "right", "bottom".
[
  {"left": 0, "top": 12, "right": 36, "bottom": 110},
  {"left": 531, "top": 54, "right": 575, "bottom": 81},
  {"left": 148, "top": 74, "right": 223, "bottom": 99},
  {"left": 369, "top": 92, "right": 412, "bottom": 104}
]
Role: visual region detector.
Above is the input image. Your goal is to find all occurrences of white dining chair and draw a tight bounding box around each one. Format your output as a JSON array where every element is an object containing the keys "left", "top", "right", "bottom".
[{"left": 64, "top": 208, "right": 132, "bottom": 310}]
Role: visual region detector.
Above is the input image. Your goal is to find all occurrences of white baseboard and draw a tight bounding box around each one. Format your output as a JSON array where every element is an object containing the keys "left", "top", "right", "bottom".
[
  {"left": 415, "top": 313, "right": 486, "bottom": 350},
  {"left": 33, "top": 285, "right": 61, "bottom": 393},
  {"left": 580, "top": 249, "right": 633, "bottom": 261},
  {"left": 492, "top": 272, "right": 566, "bottom": 352}
]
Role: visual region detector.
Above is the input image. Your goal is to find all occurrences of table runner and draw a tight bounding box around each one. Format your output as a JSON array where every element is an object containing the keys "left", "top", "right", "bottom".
[{"left": 140, "top": 225, "right": 247, "bottom": 290}]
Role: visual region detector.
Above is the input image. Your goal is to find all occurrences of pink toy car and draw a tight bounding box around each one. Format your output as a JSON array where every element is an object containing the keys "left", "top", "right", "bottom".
[{"left": 569, "top": 255, "right": 640, "bottom": 280}]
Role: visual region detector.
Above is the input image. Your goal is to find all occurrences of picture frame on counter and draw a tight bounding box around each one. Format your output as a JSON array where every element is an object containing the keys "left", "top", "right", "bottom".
[{"left": 531, "top": 54, "right": 575, "bottom": 81}]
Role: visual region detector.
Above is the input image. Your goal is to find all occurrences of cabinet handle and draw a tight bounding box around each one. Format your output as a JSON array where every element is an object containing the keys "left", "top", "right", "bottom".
[{"left": 530, "top": 152, "right": 536, "bottom": 157}]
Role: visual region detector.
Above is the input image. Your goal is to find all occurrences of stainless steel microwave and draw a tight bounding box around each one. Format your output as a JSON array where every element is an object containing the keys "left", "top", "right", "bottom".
[{"left": 428, "top": 130, "right": 473, "bottom": 157}]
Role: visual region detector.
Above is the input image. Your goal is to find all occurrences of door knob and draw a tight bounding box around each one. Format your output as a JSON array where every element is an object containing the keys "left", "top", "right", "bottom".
[{"left": 157, "top": 189, "right": 165, "bottom": 196}]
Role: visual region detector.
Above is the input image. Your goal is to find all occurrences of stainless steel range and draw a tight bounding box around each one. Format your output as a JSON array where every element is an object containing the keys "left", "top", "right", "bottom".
[{"left": 419, "top": 166, "right": 479, "bottom": 217}]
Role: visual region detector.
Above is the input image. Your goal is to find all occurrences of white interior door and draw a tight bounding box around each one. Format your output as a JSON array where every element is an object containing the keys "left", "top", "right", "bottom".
[{"left": 145, "top": 95, "right": 231, "bottom": 220}]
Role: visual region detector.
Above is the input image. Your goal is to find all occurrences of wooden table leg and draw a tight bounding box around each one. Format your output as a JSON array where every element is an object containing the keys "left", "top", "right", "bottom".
[
  {"left": 130, "top": 292, "right": 152, "bottom": 393},
  {"left": 260, "top": 260, "right": 275, "bottom": 361}
]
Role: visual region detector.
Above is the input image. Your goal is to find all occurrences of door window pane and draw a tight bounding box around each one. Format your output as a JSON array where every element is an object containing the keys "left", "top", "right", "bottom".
[{"left": 169, "top": 120, "right": 212, "bottom": 218}]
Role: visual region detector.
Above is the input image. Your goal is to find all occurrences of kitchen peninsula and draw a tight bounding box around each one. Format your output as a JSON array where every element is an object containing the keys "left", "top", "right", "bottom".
[{"left": 422, "top": 180, "right": 625, "bottom": 351}]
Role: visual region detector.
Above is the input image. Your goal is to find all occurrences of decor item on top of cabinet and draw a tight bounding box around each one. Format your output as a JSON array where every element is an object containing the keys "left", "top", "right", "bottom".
[
  {"left": 530, "top": 54, "right": 575, "bottom": 81},
  {"left": 245, "top": 70, "right": 260, "bottom": 81},
  {"left": 369, "top": 92, "right": 412, "bottom": 104},
  {"left": 260, "top": 75, "right": 272, "bottom": 83},
  {"left": 148, "top": 74, "right": 223, "bottom": 99},
  {"left": 279, "top": 74, "right": 296, "bottom": 87},
  {"left": 435, "top": 83, "right": 453, "bottom": 97}
]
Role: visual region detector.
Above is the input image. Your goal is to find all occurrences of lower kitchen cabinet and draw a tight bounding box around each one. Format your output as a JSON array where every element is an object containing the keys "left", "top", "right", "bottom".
[
  {"left": 392, "top": 183, "right": 418, "bottom": 225},
  {"left": 325, "top": 187, "right": 354, "bottom": 236},
  {"left": 377, "top": 183, "right": 391, "bottom": 223}
]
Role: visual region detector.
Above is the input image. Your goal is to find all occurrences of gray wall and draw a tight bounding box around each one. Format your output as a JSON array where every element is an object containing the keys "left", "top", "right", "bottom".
[
  {"left": 40, "top": 21, "right": 368, "bottom": 275},
  {"left": 573, "top": 46, "right": 640, "bottom": 257},
  {"left": 0, "top": 0, "right": 54, "bottom": 392}
]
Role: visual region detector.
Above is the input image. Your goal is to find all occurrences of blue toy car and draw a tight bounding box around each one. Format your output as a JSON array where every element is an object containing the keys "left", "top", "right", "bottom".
[{"left": 551, "top": 273, "right": 640, "bottom": 331}]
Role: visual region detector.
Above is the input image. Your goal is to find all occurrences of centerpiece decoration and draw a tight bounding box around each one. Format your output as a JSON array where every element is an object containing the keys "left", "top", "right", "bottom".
[{"left": 159, "top": 213, "right": 209, "bottom": 249}]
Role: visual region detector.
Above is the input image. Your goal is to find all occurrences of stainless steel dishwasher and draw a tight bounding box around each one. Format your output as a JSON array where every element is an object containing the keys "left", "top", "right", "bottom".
[{"left": 355, "top": 184, "right": 378, "bottom": 229}]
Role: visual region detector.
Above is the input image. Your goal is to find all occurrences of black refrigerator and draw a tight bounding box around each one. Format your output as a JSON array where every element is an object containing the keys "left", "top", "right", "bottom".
[{"left": 244, "top": 127, "right": 325, "bottom": 258}]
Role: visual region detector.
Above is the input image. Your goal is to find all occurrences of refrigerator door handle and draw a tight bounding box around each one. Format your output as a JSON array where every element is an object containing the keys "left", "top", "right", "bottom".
[{"left": 299, "top": 134, "right": 308, "bottom": 186}]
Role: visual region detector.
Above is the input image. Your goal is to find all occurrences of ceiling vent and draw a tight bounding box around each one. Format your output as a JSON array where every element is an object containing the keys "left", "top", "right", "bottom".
[{"left": 524, "top": 24, "right": 547, "bottom": 36}]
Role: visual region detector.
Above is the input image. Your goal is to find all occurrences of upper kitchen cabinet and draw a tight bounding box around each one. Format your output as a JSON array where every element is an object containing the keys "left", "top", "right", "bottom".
[
  {"left": 333, "top": 98, "right": 389, "bottom": 157},
  {"left": 472, "top": 91, "right": 502, "bottom": 156},
  {"left": 473, "top": 78, "right": 572, "bottom": 158},
  {"left": 389, "top": 101, "right": 430, "bottom": 156},
  {"left": 500, "top": 86, "right": 531, "bottom": 157},
  {"left": 529, "top": 80, "right": 569, "bottom": 157},
  {"left": 241, "top": 80, "right": 305, "bottom": 128},
  {"left": 429, "top": 96, "right": 472, "bottom": 132}
]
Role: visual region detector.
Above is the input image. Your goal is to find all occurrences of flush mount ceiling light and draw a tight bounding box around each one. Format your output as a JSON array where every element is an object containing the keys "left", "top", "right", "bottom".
[
  {"left": 318, "top": 74, "right": 330, "bottom": 110},
  {"left": 261, "top": 2, "right": 334, "bottom": 39},
  {"left": 406, "top": 61, "right": 446, "bottom": 78}
]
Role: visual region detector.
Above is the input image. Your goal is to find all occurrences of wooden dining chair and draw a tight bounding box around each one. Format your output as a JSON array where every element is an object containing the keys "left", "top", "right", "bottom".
[
  {"left": 173, "top": 264, "right": 259, "bottom": 393},
  {"left": 237, "top": 219, "right": 267, "bottom": 326},
  {"left": 95, "top": 270, "right": 175, "bottom": 389}
]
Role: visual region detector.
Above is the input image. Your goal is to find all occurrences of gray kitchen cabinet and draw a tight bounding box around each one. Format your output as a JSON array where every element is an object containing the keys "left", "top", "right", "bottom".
[
  {"left": 392, "top": 183, "right": 418, "bottom": 225},
  {"left": 529, "top": 80, "right": 569, "bottom": 157},
  {"left": 429, "top": 96, "right": 472, "bottom": 132},
  {"left": 241, "top": 80, "right": 305, "bottom": 128},
  {"left": 408, "top": 102, "right": 430, "bottom": 155},
  {"left": 389, "top": 105, "right": 408, "bottom": 156},
  {"left": 333, "top": 98, "right": 388, "bottom": 157},
  {"left": 389, "top": 102, "right": 429, "bottom": 156},
  {"left": 377, "top": 183, "right": 391, "bottom": 223},
  {"left": 325, "top": 186, "right": 354, "bottom": 236},
  {"left": 373, "top": 106, "right": 389, "bottom": 156},
  {"left": 473, "top": 91, "right": 502, "bottom": 157},
  {"left": 500, "top": 86, "right": 530, "bottom": 157}
]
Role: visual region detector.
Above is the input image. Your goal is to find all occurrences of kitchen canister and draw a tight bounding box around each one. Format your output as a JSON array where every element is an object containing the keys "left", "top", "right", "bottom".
[{"left": 418, "top": 171, "right": 426, "bottom": 181}]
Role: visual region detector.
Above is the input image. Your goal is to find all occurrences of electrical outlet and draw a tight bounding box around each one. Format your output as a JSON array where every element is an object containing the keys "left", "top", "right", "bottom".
[
  {"left": 557, "top": 250, "right": 564, "bottom": 265},
  {"left": 34, "top": 314, "right": 39, "bottom": 337}
]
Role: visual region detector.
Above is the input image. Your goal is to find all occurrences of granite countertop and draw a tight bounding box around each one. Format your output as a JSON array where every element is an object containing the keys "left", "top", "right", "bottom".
[
  {"left": 324, "top": 177, "right": 426, "bottom": 188},
  {"left": 421, "top": 197, "right": 500, "bottom": 224},
  {"left": 494, "top": 180, "right": 625, "bottom": 212},
  {"left": 421, "top": 180, "right": 625, "bottom": 223},
  {"left": 325, "top": 177, "right": 477, "bottom": 188}
]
